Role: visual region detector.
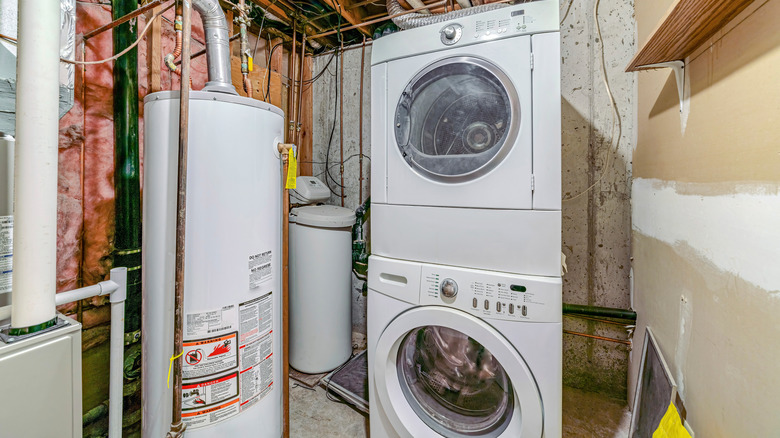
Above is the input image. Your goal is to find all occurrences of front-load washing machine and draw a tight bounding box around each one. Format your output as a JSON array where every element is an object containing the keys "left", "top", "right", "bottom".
[
  {"left": 370, "top": 0, "right": 561, "bottom": 277},
  {"left": 367, "top": 255, "right": 562, "bottom": 438}
]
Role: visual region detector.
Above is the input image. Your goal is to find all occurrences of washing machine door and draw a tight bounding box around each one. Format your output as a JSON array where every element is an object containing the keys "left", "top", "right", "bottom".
[
  {"left": 374, "top": 306, "right": 544, "bottom": 438},
  {"left": 394, "top": 56, "right": 518, "bottom": 183}
]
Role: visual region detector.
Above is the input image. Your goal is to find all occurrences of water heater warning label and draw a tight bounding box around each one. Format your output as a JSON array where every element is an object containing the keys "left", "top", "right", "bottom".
[
  {"left": 0, "top": 216, "right": 12, "bottom": 294},
  {"left": 182, "top": 332, "right": 239, "bottom": 380},
  {"left": 248, "top": 250, "right": 272, "bottom": 289},
  {"left": 182, "top": 372, "right": 239, "bottom": 412},
  {"left": 239, "top": 292, "right": 274, "bottom": 410}
]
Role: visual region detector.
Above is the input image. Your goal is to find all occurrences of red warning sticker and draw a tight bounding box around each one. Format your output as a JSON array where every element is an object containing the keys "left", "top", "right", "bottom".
[{"left": 183, "top": 332, "right": 238, "bottom": 380}]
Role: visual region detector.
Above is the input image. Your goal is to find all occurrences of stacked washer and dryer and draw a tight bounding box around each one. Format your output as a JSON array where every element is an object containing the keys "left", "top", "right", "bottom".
[{"left": 367, "top": 1, "right": 562, "bottom": 437}]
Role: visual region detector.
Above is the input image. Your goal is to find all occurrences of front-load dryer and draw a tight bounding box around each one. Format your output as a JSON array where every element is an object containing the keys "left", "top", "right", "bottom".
[
  {"left": 367, "top": 255, "right": 562, "bottom": 438},
  {"left": 370, "top": 0, "right": 561, "bottom": 277}
]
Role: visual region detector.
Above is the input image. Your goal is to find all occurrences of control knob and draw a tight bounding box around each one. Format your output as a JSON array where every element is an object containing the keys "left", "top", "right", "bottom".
[{"left": 440, "top": 278, "right": 458, "bottom": 299}]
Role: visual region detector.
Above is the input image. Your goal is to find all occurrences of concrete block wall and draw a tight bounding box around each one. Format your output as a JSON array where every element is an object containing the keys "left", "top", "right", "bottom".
[{"left": 312, "top": 0, "right": 636, "bottom": 398}]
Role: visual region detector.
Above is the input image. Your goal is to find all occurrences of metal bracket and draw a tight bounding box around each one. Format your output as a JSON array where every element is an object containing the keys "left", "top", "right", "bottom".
[{"left": 638, "top": 60, "right": 685, "bottom": 113}]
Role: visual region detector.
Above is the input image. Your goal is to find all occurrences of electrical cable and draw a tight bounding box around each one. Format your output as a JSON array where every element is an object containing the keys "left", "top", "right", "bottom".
[
  {"left": 323, "top": 13, "right": 344, "bottom": 196},
  {"left": 264, "top": 42, "right": 283, "bottom": 100},
  {"left": 560, "top": 0, "right": 574, "bottom": 26},
  {"left": 562, "top": 0, "right": 622, "bottom": 203},
  {"left": 62, "top": 3, "right": 174, "bottom": 65}
]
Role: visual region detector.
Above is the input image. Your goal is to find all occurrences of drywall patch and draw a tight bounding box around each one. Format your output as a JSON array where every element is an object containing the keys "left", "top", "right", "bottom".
[{"left": 632, "top": 178, "right": 780, "bottom": 292}]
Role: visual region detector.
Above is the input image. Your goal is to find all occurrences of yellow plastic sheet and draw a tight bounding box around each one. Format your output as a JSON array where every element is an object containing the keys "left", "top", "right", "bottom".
[{"left": 653, "top": 402, "right": 692, "bottom": 438}]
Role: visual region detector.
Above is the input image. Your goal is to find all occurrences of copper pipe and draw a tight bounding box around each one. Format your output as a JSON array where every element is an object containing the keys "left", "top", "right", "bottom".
[
  {"left": 339, "top": 39, "right": 345, "bottom": 207},
  {"left": 282, "top": 23, "right": 296, "bottom": 438},
  {"left": 310, "top": 0, "right": 517, "bottom": 39},
  {"left": 239, "top": 0, "right": 252, "bottom": 97},
  {"left": 84, "top": 0, "right": 171, "bottom": 40},
  {"left": 310, "top": 0, "right": 446, "bottom": 38},
  {"left": 167, "top": 0, "right": 191, "bottom": 435},
  {"left": 358, "top": 36, "right": 365, "bottom": 204},
  {"left": 295, "top": 34, "right": 306, "bottom": 147},
  {"left": 287, "top": 24, "right": 296, "bottom": 141},
  {"left": 79, "top": 39, "right": 87, "bottom": 305},
  {"left": 563, "top": 330, "right": 631, "bottom": 346},
  {"left": 564, "top": 313, "right": 634, "bottom": 327}
]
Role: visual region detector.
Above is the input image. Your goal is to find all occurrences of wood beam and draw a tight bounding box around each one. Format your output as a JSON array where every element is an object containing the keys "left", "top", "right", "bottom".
[
  {"left": 319, "top": 0, "right": 374, "bottom": 37},
  {"left": 145, "top": 6, "right": 162, "bottom": 93}
]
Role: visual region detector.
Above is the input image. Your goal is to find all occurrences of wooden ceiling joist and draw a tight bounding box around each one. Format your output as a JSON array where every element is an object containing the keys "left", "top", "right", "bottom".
[{"left": 319, "top": 0, "right": 375, "bottom": 37}]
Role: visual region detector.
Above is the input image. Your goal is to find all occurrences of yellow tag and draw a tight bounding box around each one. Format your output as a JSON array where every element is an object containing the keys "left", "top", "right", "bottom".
[
  {"left": 248, "top": 56, "right": 254, "bottom": 72},
  {"left": 653, "top": 403, "right": 692, "bottom": 438},
  {"left": 167, "top": 351, "right": 183, "bottom": 389},
  {"left": 285, "top": 149, "right": 297, "bottom": 189}
]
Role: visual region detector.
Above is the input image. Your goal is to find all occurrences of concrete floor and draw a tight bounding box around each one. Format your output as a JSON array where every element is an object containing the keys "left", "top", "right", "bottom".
[{"left": 289, "top": 381, "right": 631, "bottom": 437}]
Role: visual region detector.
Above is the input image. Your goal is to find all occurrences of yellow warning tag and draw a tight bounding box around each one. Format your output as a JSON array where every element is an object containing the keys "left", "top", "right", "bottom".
[
  {"left": 653, "top": 403, "right": 692, "bottom": 438},
  {"left": 248, "top": 56, "right": 254, "bottom": 72},
  {"left": 285, "top": 149, "right": 297, "bottom": 189}
]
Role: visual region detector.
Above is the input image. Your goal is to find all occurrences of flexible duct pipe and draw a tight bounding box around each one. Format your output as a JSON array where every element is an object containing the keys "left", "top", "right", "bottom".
[
  {"left": 386, "top": 0, "right": 504, "bottom": 29},
  {"left": 193, "top": 0, "right": 237, "bottom": 94},
  {"left": 9, "top": 0, "right": 60, "bottom": 333}
]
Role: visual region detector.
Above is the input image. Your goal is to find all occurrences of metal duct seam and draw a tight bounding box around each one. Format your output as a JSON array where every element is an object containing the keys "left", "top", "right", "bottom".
[
  {"left": 386, "top": 0, "right": 506, "bottom": 29},
  {"left": 192, "top": 0, "right": 237, "bottom": 94}
]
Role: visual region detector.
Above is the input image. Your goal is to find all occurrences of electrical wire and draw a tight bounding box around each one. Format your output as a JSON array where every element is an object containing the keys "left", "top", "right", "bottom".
[
  {"left": 560, "top": 0, "right": 574, "bottom": 26},
  {"left": 562, "top": 0, "right": 622, "bottom": 203},
  {"left": 323, "top": 13, "right": 344, "bottom": 196},
  {"left": 62, "top": 3, "right": 174, "bottom": 65}
]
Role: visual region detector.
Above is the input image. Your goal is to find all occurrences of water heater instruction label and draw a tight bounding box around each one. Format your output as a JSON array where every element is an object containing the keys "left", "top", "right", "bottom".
[
  {"left": 248, "top": 250, "right": 272, "bottom": 289},
  {"left": 0, "top": 216, "right": 12, "bottom": 293},
  {"left": 186, "top": 305, "right": 237, "bottom": 338},
  {"left": 182, "top": 332, "right": 239, "bottom": 380},
  {"left": 238, "top": 292, "right": 274, "bottom": 410}
]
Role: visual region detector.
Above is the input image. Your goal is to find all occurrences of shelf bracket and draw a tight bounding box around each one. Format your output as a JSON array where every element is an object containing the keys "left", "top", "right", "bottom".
[{"left": 638, "top": 60, "right": 685, "bottom": 113}]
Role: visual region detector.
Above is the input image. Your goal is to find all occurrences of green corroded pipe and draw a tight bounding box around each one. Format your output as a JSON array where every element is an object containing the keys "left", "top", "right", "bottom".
[{"left": 563, "top": 303, "right": 637, "bottom": 322}]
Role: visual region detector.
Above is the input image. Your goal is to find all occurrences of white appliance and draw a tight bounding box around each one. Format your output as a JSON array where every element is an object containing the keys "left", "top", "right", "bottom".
[
  {"left": 368, "top": 255, "right": 562, "bottom": 438},
  {"left": 143, "top": 91, "right": 284, "bottom": 437},
  {"left": 288, "top": 176, "right": 356, "bottom": 373},
  {"left": 370, "top": 0, "right": 561, "bottom": 277}
]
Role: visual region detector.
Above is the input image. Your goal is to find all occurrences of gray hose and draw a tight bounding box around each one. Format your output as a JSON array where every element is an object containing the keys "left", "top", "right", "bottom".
[
  {"left": 193, "top": 0, "right": 237, "bottom": 94},
  {"left": 387, "top": 0, "right": 507, "bottom": 29}
]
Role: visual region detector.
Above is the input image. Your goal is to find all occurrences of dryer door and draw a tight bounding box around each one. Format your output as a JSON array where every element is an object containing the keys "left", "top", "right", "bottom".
[
  {"left": 385, "top": 36, "right": 533, "bottom": 209},
  {"left": 374, "top": 306, "right": 543, "bottom": 438},
  {"left": 394, "top": 57, "right": 517, "bottom": 183}
]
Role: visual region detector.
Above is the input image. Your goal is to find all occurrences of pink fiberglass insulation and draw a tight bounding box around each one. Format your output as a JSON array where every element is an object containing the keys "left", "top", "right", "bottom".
[{"left": 56, "top": 1, "right": 209, "bottom": 306}]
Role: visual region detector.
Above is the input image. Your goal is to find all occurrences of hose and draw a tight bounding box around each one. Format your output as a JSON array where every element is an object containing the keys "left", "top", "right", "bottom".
[{"left": 386, "top": 0, "right": 505, "bottom": 29}]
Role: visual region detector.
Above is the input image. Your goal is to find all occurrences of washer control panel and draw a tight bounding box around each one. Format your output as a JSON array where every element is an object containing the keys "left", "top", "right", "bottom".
[
  {"left": 420, "top": 264, "right": 561, "bottom": 323},
  {"left": 440, "top": 23, "right": 463, "bottom": 45}
]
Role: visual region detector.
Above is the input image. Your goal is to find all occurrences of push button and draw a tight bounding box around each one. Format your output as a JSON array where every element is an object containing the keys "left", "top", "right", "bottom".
[
  {"left": 484, "top": 300, "right": 489, "bottom": 310},
  {"left": 496, "top": 301, "right": 501, "bottom": 312},
  {"left": 509, "top": 303, "right": 515, "bottom": 314},
  {"left": 521, "top": 305, "right": 528, "bottom": 316},
  {"left": 472, "top": 298, "right": 478, "bottom": 308}
]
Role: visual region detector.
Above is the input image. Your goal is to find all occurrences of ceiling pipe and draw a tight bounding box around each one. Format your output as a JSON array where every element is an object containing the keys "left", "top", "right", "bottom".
[
  {"left": 193, "top": 0, "right": 237, "bottom": 94},
  {"left": 9, "top": 0, "right": 60, "bottom": 334}
]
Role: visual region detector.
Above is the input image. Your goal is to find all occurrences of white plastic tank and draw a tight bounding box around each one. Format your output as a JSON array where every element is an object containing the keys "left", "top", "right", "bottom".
[
  {"left": 289, "top": 203, "right": 356, "bottom": 373},
  {"left": 142, "top": 91, "right": 284, "bottom": 437}
]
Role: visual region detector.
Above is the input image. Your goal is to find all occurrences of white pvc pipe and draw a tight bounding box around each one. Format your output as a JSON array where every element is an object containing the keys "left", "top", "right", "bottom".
[
  {"left": 108, "top": 267, "right": 127, "bottom": 438},
  {"left": 54, "top": 280, "right": 119, "bottom": 306},
  {"left": 10, "top": 0, "right": 61, "bottom": 329}
]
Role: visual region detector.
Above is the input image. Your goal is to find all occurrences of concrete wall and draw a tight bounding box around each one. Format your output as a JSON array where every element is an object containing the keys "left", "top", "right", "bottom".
[
  {"left": 631, "top": 0, "right": 780, "bottom": 435},
  {"left": 312, "top": 0, "right": 636, "bottom": 396},
  {"left": 312, "top": 44, "right": 372, "bottom": 343}
]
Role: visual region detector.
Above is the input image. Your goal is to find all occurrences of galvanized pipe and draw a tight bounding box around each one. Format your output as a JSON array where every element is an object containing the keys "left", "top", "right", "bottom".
[{"left": 192, "top": 0, "right": 236, "bottom": 94}]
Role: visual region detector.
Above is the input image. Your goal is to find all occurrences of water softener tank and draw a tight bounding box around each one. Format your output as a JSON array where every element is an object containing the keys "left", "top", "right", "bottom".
[{"left": 142, "top": 91, "right": 284, "bottom": 437}]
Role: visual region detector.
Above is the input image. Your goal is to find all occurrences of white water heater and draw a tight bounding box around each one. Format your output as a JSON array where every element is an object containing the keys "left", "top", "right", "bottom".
[{"left": 143, "top": 91, "right": 284, "bottom": 437}]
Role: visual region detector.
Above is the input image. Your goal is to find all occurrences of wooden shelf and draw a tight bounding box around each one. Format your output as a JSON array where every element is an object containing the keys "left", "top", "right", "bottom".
[{"left": 626, "top": 0, "right": 755, "bottom": 71}]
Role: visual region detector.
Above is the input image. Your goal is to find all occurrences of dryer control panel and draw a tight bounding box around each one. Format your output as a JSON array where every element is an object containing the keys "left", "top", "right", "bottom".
[{"left": 418, "top": 264, "right": 561, "bottom": 323}]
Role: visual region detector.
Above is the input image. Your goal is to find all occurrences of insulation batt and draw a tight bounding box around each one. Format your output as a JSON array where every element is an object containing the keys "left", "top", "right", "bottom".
[{"left": 55, "top": 1, "right": 210, "bottom": 302}]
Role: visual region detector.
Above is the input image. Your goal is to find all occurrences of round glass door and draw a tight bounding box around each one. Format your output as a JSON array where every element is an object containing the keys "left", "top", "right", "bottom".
[
  {"left": 394, "top": 56, "right": 519, "bottom": 182},
  {"left": 397, "top": 325, "right": 514, "bottom": 437}
]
